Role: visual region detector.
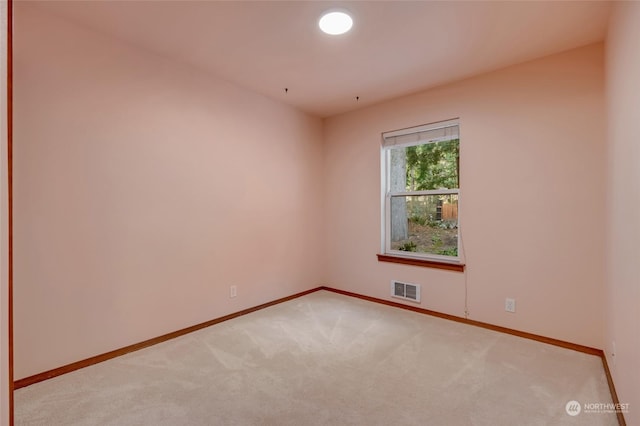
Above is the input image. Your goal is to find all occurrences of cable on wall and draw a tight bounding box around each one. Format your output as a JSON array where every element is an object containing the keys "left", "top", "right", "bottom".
[{"left": 458, "top": 190, "right": 469, "bottom": 319}]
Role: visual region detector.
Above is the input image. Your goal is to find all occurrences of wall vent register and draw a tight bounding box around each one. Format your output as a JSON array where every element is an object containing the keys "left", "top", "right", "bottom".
[{"left": 391, "top": 280, "right": 421, "bottom": 303}]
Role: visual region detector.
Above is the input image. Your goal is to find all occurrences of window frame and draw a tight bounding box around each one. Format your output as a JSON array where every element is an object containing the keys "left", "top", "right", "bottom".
[{"left": 380, "top": 119, "right": 462, "bottom": 266}]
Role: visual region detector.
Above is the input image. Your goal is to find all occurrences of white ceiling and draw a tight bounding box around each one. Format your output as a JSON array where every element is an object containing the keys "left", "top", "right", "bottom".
[{"left": 32, "top": 1, "right": 611, "bottom": 118}]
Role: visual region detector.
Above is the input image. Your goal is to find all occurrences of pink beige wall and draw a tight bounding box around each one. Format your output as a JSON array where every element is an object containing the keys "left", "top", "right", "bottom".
[
  {"left": 605, "top": 2, "right": 640, "bottom": 423},
  {"left": 12, "top": 0, "right": 625, "bottom": 407},
  {"left": 324, "top": 44, "right": 606, "bottom": 349},
  {"left": 13, "top": 4, "right": 325, "bottom": 379}
]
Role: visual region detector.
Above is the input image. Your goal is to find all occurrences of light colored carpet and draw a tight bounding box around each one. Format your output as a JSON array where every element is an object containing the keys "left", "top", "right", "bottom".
[{"left": 15, "top": 290, "right": 617, "bottom": 425}]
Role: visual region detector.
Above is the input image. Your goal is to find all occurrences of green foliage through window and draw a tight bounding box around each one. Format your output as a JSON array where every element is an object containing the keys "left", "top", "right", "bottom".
[
  {"left": 405, "top": 139, "right": 459, "bottom": 191},
  {"left": 384, "top": 120, "right": 460, "bottom": 259}
]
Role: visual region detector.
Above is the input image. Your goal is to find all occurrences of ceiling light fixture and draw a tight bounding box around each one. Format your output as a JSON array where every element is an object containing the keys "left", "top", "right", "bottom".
[{"left": 318, "top": 11, "right": 353, "bottom": 35}]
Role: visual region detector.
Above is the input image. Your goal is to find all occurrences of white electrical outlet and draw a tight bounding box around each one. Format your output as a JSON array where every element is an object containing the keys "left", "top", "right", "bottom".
[
  {"left": 230, "top": 285, "right": 237, "bottom": 298},
  {"left": 505, "top": 298, "right": 516, "bottom": 313}
]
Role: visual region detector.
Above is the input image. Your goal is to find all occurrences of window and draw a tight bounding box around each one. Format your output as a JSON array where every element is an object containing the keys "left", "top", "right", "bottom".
[{"left": 381, "top": 119, "right": 461, "bottom": 265}]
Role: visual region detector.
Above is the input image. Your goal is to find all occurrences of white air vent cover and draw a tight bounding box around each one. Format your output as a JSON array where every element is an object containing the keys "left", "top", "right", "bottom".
[{"left": 391, "top": 280, "right": 421, "bottom": 303}]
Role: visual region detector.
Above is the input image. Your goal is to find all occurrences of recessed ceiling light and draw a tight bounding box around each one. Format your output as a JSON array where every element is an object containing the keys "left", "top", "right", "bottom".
[{"left": 319, "top": 11, "right": 353, "bottom": 35}]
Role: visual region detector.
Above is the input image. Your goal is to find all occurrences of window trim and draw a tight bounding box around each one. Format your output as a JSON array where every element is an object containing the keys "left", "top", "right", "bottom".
[
  {"left": 377, "top": 254, "right": 465, "bottom": 272},
  {"left": 380, "top": 119, "right": 462, "bottom": 266}
]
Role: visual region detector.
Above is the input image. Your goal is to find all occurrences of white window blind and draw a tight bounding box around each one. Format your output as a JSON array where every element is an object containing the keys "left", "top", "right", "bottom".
[{"left": 382, "top": 118, "right": 459, "bottom": 148}]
